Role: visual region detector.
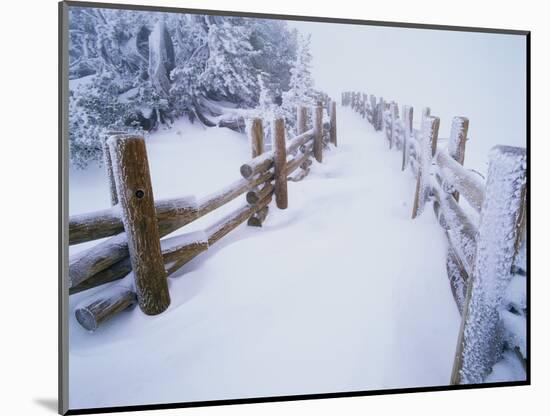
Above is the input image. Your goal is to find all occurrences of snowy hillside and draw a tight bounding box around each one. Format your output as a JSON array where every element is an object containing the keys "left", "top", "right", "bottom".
[{"left": 69, "top": 108, "right": 467, "bottom": 409}]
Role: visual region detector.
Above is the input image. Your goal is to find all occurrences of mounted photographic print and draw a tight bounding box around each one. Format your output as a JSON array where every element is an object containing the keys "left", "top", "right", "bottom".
[{"left": 59, "top": 1, "right": 529, "bottom": 414}]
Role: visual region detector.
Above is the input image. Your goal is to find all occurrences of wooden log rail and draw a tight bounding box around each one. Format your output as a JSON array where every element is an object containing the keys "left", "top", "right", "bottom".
[
  {"left": 239, "top": 128, "right": 315, "bottom": 179},
  {"left": 435, "top": 150, "right": 485, "bottom": 213},
  {"left": 70, "top": 100, "right": 339, "bottom": 331},
  {"left": 75, "top": 195, "right": 272, "bottom": 331},
  {"left": 68, "top": 169, "right": 274, "bottom": 291},
  {"left": 342, "top": 90, "right": 527, "bottom": 385}
]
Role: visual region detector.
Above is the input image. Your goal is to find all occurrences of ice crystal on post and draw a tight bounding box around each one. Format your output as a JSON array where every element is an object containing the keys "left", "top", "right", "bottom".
[{"left": 458, "top": 146, "right": 527, "bottom": 384}]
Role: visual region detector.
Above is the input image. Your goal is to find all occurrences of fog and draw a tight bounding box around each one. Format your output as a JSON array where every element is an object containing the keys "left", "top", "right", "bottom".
[{"left": 290, "top": 20, "right": 527, "bottom": 173}]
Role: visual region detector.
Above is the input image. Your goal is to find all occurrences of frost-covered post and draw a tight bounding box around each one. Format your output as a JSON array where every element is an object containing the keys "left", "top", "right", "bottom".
[
  {"left": 421, "top": 107, "right": 431, "bottom": 125},
  {"left": 411, "top": 116, "right": 440, "bottom": 219},
  {"left": 313, "top": 103, "right": 323, "bottom": 163},
  {"left": 248, "top": 117, "right": 270, "bottom": 226},
  {"left": 447, "top": 117, "right": 470, "bottom": 201},
  {"left": 367, "top": 95, "right": 375, "bottom": 125},
  {"left": 102, "top": 131, "right": 125, "bottom": 206},
  {"left": 401, "top": 106, "right": 414, "bottom": 171},
  {"left": 273, "top": 118, "right": 288, "bottom": 209},
  {"left": 451, "top": 146, "right": 527, "bottom": 384},
  {"left": 250, "top": 118, "right": 265, "bottom": 158},
  {"left": 108, "top": 135, "right": 171, "bottom": 315},
  {"left": 389, "top": 103, "right": 398, "bottom": 150},
  {"left": 330, "top": 101, "right": 338, "bottom": 147},
  {"left": 297, "top": 106, "right": 308, "bottom": 135},
  {"left": 375, "top": 97, "right": 385, "bottom": 131}
]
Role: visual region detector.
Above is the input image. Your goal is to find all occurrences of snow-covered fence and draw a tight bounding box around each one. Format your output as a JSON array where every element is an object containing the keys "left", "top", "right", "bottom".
[
  {"left": 69, "top": 102, "right": 338, "bottom": 331},
  {"left": 343, "top": 91, "right": 527, "bottom": 385}
]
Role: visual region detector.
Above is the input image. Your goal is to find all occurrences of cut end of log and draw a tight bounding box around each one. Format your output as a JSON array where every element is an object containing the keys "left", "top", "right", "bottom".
[
  {"left": 240, "top": 164, "right": 253, "bottom": 179},
  {"left": 75, "top": 307, "right": 98, "bottom": 331},
  {"left": 75, "top": 286, "right": 138, "bottom": 331},
  {"left": 247, "top": 206, "right": 269, "bottom": 227}
]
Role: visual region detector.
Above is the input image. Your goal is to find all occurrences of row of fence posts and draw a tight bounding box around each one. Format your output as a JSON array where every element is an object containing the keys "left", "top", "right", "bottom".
[
  {"left": 341, "top": 90, "right": 527, "bottom": 385},
  {"left": 79, "top": 100, "right": 338, "bottom": 327},
  {"left": 244, "top": 101, "right": 337, "bottom": 225}
]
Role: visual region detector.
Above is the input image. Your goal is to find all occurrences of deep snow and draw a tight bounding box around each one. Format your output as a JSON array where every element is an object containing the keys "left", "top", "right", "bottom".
[{"left": 68, "top": 107, "right": 467, "bottom": 409}]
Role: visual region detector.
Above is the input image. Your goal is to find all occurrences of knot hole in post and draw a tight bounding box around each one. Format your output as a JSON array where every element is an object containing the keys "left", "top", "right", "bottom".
[{"left": 135, "top": 189, "right": 145, "bottom": 199}]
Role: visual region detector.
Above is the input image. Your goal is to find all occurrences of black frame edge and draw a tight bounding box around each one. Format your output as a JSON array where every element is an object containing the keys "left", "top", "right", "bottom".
[{"left": 66, "top": 381, "right": 530, "bottom": 415}]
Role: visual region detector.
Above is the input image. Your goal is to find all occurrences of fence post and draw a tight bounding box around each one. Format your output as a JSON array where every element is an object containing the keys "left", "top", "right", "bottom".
[
  {"left": 421, "top": 107, "right": 431, "bottom": 125},
  {"left": 375, "top": 97, "right": 384, "bottom": 131},
  {"left": 108, "top": 135, "right": 171, "bottom": 315},
  {"left": 450, "top": 145, "right": 527, "bottom": 384},
  {"left": 447, "top": 117, "right": 470, "bottom": 201},
  {"left": 313, "top": 103, "right": 323, "bottom": 163},
  {"left": 401, "top": 106, "right": 414, "bottom": 171},
  {"left": 273, "top": 118, "right": 288, "bottom": 209},
  {"left": 248, "top": 117, "right": 270, "bottom": 226},
  {"left": 102, "top": 131, "right": 125, "bottom": 206},
  {"left": 297, "top": 106, "right": 308, "bottom": 135},
  {"left": 330, "top": 101, "right": 337, "bottom": 147},
  {"left": 411, "top": 116, "right": 439, "bottom": 218},
  {"left": 370, "top": 95, "right": 376, "bottom": 112},
  {"left": 250, "top": 117, "right": 265, "bottom": 158},
  {"left": 389, "top": 103, "right": 398, "bottom": 150}
]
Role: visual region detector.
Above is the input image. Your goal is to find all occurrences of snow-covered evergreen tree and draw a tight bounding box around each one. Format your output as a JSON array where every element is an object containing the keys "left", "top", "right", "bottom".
[
  {"left": 281, "top": 33, "right": 315, "bottom": 136},
  {"left": 67, "top": 6, "right": 308, "bottom": 168},
  {"left": 200, "top": 17, "right": 258, "bottom": 106},
  {"left": 252, "top": 73, "right": 278, "bottom": 150}
]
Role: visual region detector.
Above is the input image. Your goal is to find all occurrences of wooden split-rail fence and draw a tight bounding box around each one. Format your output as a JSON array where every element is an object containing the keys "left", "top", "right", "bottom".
[
  {"left": 342, "top": 91, "right": 527, "bottom": 386},
  {"left": 68, "top": 100, "right": 338, "bottom": 331}
]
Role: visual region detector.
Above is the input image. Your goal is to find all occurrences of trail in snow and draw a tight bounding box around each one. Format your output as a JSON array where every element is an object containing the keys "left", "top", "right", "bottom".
[{"left": 69, "top": 107, "right": 461, "bottom": 409}]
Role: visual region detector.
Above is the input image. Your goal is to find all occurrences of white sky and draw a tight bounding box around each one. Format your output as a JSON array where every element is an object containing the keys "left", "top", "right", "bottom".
[{"left": 288, "top": 20, "right": 527, "bottom": 173}]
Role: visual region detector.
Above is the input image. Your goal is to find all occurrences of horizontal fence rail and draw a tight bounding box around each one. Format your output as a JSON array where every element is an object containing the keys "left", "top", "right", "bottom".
[
  {"left": 342, "top": 90, "right": 527, "bottom": 386},
  {"left": 70, "top": 100, "right": 338, "bottom": 331}
]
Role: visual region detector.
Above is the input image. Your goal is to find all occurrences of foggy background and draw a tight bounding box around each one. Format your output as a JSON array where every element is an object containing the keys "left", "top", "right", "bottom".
[{"left": 290, "top": 20, "right": 526, "bottom": 174}]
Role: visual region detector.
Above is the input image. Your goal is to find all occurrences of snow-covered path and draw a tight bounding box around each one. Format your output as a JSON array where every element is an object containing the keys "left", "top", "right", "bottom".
[{"left": 69, "top": 107, "right": 461, "bottom": 410}]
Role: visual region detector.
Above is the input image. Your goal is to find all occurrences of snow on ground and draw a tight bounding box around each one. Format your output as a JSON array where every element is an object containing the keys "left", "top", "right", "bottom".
[{"left": 69, "top": 107, "right": 461, "bottom": 410}]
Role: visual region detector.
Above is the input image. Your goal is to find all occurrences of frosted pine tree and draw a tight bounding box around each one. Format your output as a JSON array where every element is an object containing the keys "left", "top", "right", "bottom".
[
  {"left": 282, "top": 33, "right": 315, "bottom": 135},
  {"left": 251, "top": 73, "right": 278, "bottom": 150},
  {"left": 67, "top": 8, "right": 303, "bottom": 168},
  {"left": 169, "top": 14, "right": 208, "bottom": 120},
  {"left": 200, "top": 16, "right": 258, "bottom": 106}
]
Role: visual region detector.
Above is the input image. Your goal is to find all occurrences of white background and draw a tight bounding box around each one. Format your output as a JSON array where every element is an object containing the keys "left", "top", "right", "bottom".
[{"left": 0, "top": 0, "right": 546, "bottom": 415}]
